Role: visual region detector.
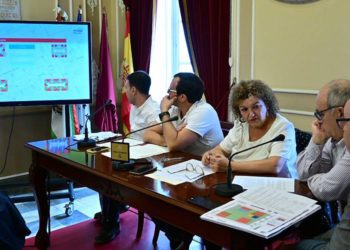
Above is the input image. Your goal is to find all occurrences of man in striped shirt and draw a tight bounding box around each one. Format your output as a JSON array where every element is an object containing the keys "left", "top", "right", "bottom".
[
  {"left": 297, "top": 79, "right": 350, "bottom": 203},
  {"left": 295, "top": 97, "right": 350, "bottom": 250}
]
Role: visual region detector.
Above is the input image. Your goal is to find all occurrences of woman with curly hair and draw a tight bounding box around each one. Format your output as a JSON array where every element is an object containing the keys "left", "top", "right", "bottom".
[{"left": 202, "top": 79, "right": 297, "bottom": 178}]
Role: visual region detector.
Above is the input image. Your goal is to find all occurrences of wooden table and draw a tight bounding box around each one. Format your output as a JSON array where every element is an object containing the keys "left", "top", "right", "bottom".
[{"left": 25, "top": 137, "right": 311, "bottom": 250}]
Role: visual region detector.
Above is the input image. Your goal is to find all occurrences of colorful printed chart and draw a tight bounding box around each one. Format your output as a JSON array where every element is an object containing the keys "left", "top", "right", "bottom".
[{"left": 217, "top": 205, "right": 268, "bottom": 225}]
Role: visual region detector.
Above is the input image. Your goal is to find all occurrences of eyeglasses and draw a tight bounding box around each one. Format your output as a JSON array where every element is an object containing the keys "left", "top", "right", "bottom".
[
  {"left": 167, "top": 162, "right": 204, "bottom": 180},
  {"left": 314, "top": 106, "right": 343, "bottom": 120},
  {"left": 336, "top": 118, "right": 350, "bottom": 129},
  {"left": 185, "top": 163, "right": 204, "bottom": 180},
  {"left": 167, "top": 88, "right": 177, "bottom": 94}
]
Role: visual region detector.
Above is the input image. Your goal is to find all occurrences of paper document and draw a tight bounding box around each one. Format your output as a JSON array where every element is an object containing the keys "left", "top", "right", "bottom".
[
  {"left": 114, "top": 138, "right": 144, "bottom": 146},
  {"left": 128, "top": 144, "right": 169, "bottom": 159},
  {"left": 146, "top": 159, "right": 214, "bottom": 185},
  {"left": 97, "top": 138, "right": 144, "bottom": 147},
  {"left": 73, "top": 131, "right": 120, "bottom": 142},
  {"left": 233, "top": 176, "right": 295, "bottom": 192},
  {"left": 200, "top": 187, "right": 320, "bottom": 239},
  {"left": 102, "top": 142, "right": 169, "bottom": 159}
]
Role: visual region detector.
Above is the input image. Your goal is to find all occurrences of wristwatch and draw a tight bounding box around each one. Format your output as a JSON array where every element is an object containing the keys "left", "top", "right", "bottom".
[{"left": 159, "top": 111, "right": 170, "bottom": 121}]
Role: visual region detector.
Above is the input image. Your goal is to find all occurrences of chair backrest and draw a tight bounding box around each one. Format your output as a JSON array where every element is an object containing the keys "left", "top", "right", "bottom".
[
  {"left": 220, "top": 121, "right": 234, "bottom": 137},
  {"left": 295, "top": 128, "right": 312, "bottom": 154}
]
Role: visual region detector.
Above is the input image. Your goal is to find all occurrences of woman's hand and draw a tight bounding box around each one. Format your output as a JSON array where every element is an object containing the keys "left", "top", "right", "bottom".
[
  {"left": 202, "top": 151, "right": 229, "bottom": 172},
  {"left": 209, "top": 154, "right": 229, "bottom": 172},
  {"left": 201, "top": 151, "right": 213, "bottom": 166}
]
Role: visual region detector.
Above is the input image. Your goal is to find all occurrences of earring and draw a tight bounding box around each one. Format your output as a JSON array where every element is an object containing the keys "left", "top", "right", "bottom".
[{"left": 239, "top": 117, "right": 246, "bottom": 123}]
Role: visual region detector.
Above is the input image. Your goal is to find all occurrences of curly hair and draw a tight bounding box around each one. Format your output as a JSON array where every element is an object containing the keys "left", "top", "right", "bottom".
[{"left": 231, "top": 80, "right": 279, "bottom": 119}]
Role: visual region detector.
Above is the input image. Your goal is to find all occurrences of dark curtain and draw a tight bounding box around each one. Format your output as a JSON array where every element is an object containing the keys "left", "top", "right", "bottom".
[
  {"left": 179, "top": 0, "right": 230, "bottom": 120},
  {"left": 123, "top": 0, "right": 154, "bottom": 72}
]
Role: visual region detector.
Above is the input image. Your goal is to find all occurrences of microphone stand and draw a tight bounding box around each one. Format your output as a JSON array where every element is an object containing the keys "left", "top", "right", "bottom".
[
  {"left": 122, "top": 115, "right": 179, "bottom": 142},
  {"left": 215, "top": 134, "right": 285, "bottom": 197},
  {"left": 77, "top": 100, "right": 112, "bottom": 149},
  {"left": 214, "top": 153, "right": 243, "bottom": 197}
]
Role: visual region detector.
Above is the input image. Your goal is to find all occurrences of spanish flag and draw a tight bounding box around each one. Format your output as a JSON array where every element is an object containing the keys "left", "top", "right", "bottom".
[{"left": 121, "top": 9, "right": 133, "bottom": 134}]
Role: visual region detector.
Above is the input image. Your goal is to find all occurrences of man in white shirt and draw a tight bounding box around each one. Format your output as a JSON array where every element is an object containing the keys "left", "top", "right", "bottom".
[
  {"left": 144, "top": 72, "right": 223, "bottom": 156},
  {"left": 95, "top": 71, "right": 159, "bottom": 244},
  {"left": 143, "top": 72, "right": 223, "bottom": 249},
  {"left": 125, "top": 70, "right": 160, "bottom": 140}
]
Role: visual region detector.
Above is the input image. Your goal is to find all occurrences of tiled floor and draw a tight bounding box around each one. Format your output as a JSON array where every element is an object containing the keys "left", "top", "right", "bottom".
[
  {"left": 15, "top": 187, "right": 203, "bottom": 249},
  {"left": 15, "top": 187, "right": 101, "bottom": 237}
]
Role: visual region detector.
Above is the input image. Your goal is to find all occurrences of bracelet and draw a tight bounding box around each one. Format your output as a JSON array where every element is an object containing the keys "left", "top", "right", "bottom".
[{"left": 159, "top": 111, "right": 170, "bottom": 121}]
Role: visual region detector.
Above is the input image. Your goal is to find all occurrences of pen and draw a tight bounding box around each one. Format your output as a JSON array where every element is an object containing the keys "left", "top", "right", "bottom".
[{"left": 161, "top": 157, "right": 184, "bottom": 162}]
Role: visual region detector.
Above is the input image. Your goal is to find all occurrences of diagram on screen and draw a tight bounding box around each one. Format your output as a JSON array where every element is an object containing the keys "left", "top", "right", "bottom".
[{"left": 0, "top": 22, "right": 91, "bottom": 104}]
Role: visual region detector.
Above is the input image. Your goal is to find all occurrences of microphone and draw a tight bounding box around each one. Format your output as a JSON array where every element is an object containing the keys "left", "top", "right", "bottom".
[
  {"left": 77, "top": 99, "right": 112, "bottom": 149},
  {"left": 112, "top": 116, "right": 179, "bottom": 170},
  {"left": 122, "top": 115, "right": 179, "bottom": 141},
  {"left": 215, "top": 134, "right": 285, "bottom": 197}
]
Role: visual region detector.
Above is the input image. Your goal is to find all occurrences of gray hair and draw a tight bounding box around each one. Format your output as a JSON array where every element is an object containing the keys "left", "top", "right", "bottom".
[{"left": 327, "top": 79, "right": 350, "bottom": 107}]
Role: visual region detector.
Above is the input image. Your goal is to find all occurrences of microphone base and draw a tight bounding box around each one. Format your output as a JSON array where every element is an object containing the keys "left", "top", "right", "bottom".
[
  {"left": 112, "top": 160, "right": 135, "bottom": 171},
  {"left": 77, "top": 139, "right": 96, "bottom": 149},
  {"left": 215, "top": 183, "right": 244, "bottom": 197}
]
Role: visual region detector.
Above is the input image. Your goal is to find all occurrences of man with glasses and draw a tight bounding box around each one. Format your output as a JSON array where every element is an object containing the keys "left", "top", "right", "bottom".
[
  {"left": 295, "top": 98, "right": 350, "bottom": 250},
  {"left": 144, "top": 72, "right": 223, "bottom": 249},
  {"left": 297, "top": 79, "right": 350, "bottom": 202},
  {"left": 297, "top": 79, "right": 350, "bottom": 239},
  {"left": 144, "top": 72, "right": 223, "bottom": 156}
]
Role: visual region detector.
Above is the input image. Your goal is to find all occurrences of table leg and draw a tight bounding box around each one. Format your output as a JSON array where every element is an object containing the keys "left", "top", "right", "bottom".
[{"left": 29, "top": 152, "right": 50, "bottom": 249}]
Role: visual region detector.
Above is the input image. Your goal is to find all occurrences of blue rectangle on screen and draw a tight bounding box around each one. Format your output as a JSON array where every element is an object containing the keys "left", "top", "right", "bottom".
[{"left": 9, "top": 44, "right": 35, "bottom": 49}]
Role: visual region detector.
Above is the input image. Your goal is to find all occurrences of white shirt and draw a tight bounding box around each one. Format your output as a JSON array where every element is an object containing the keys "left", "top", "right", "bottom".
[
  {"left": 220, "top": 114, "right": 297, "bottom": 178},
  {"left": 130, "top": 96, "right": 160, "bottom": 141},
  {"left": 170, "top": 100, "right": 224, "bottom": 156}
]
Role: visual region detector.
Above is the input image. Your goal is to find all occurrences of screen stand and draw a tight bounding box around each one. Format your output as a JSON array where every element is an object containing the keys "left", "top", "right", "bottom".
[{"left": 112, "top": 160, "right": 135, "bottom": 171}]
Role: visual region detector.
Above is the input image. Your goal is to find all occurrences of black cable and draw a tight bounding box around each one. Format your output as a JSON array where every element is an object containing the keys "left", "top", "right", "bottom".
[
  {"left": 0, "top": 107, "right": 15, "bottom": 176},
  {"left": 64, "top": 141, "right": 79, "bottom": 150}
]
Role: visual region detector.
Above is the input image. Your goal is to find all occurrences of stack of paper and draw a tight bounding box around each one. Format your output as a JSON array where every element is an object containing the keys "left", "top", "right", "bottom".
[
  {"left": 233, "top": 176, "right": 295, "bottom": 192},
  {"left": 200, "top": 187, "right": 320, "bottom": 239},
  {"left": 101, "top": 140, "right": 170, "bottom": 159}
]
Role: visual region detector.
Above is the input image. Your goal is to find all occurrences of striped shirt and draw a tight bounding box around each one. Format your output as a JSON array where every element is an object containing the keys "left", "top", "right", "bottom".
[{"left": 297, "top": 138, "right": 350, "bottom": 202}]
